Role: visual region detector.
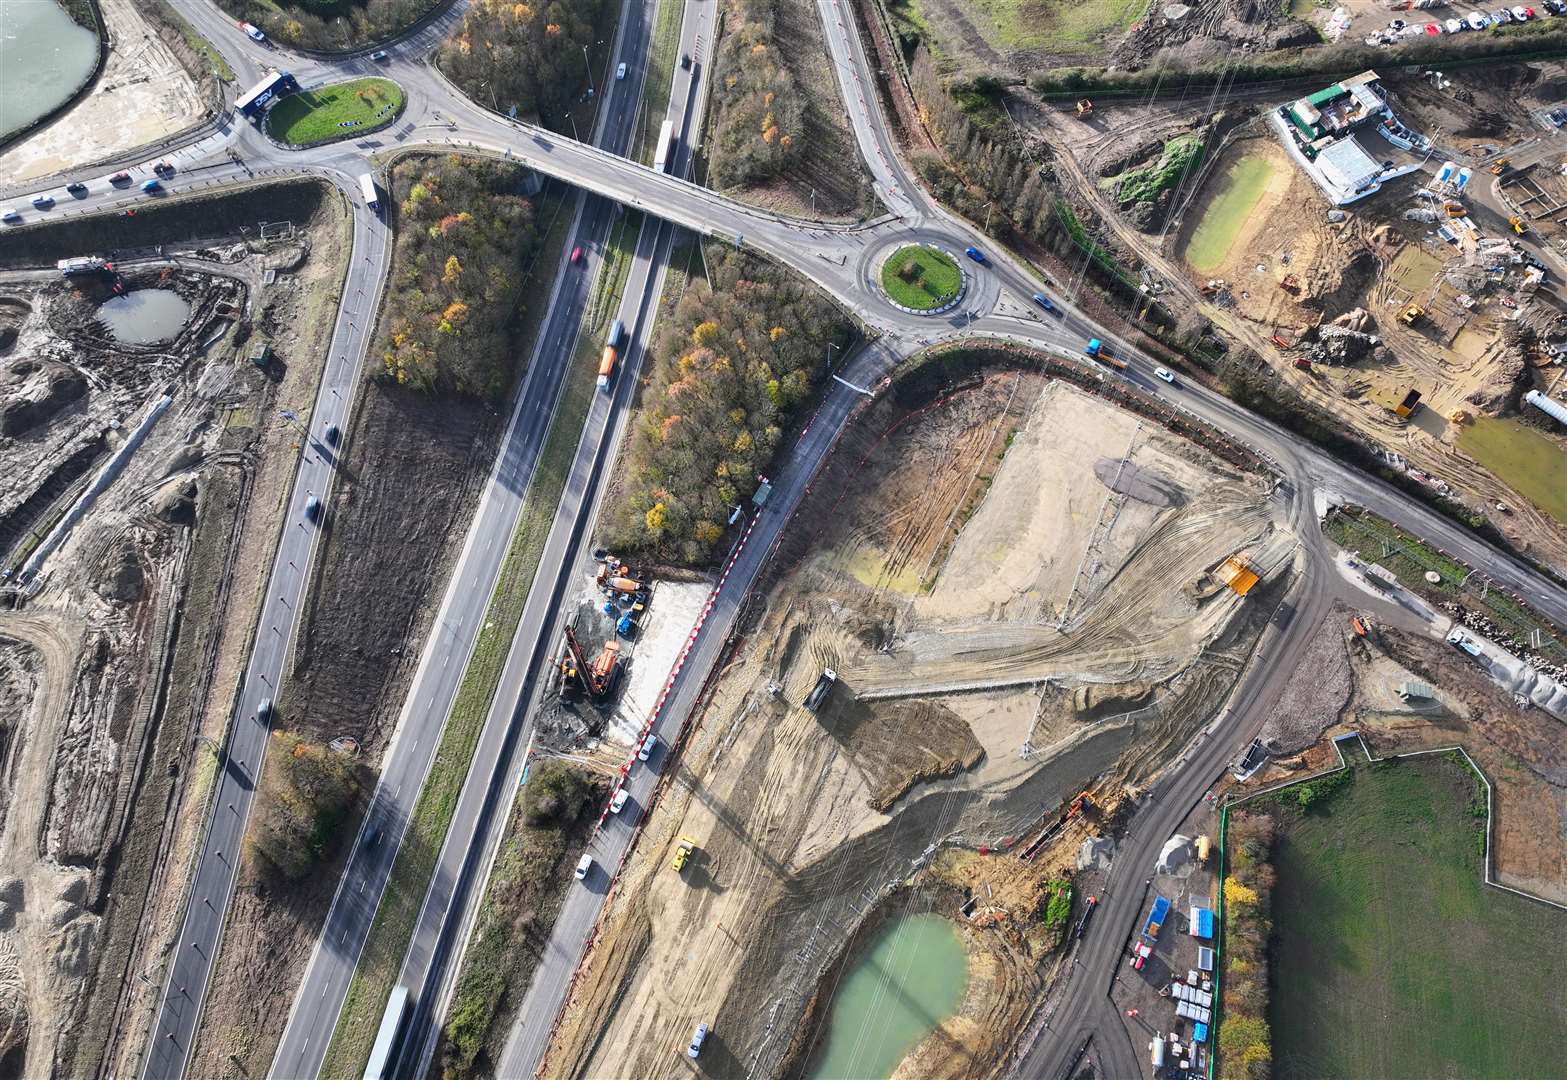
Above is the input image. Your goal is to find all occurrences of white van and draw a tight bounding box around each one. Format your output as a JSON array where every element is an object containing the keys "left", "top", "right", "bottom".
[
  {"left": 574, "top": 853, "right": 592, "bottom": 880},
  {"left": 687, "top": 1024, "right": 708, "bottom": 1059}
]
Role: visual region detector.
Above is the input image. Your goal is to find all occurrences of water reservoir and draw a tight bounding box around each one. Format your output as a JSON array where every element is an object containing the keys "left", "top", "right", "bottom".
[
  {"left": 98, "top": 290, "right": 192, "bottom": 345},
  {"left": 0, "top": 0, "right": 98, "bottom": 139},
  {"left": 809, "top": 913, "right": 969, "bottom": 1080}
]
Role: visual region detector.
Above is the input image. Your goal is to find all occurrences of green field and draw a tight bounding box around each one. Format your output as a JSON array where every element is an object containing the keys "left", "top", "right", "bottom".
[
  {"left": 881, "top": 245, "right": 962, "bottom": 309},
  {"left": 1270, "top": 756, "right": 1567, "bottom": 1080},
  {"left": 268, "top": 78, "right": 403, "bottom": 146},
  {"left": 1458, "top": 415, "right": 1567, "bottom": 525},
  {"left": 1183, "top": 154, "right": 1276, "bottom": 274}
]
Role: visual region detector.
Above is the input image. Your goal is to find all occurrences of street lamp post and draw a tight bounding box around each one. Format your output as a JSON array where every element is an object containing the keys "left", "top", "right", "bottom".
[{"left": 583, "top": 40, "right": 605, "bottom": 98}]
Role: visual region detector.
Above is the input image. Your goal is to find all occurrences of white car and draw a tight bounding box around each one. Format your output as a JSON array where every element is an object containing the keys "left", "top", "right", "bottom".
[
  {"left": 1154, "top": 367, "right": 1176, "bottom": 384},
  {"left": 574, "top": 853, "right": 592, "bottom": 880},
  {"left": 242, "top": 21, "right": 266, "bottom": 41},
  {"left": 616, "top": 61, "right": 627, "bottom": 80},
  {"left": 1446, "top": 16, "right": 1464, "bottom": 30},
  {"left": 609, "top": 786, "right": 630, "bottom": 814},
  {"left": 1512, "top": 4, "right": 1531, "bottom": 18},
  {"left": 637, "top": 733, "right": 658, "bottom": 761},
  {"left": 687, "top": 1024, "right": 708, "bottom": 1059},
  {"left": 1467, "top": 10, "right": 1489, "bottom": 27}
]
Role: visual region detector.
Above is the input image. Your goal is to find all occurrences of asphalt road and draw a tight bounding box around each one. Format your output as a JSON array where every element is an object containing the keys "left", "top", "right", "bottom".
[{"left": 5, "top": 2, "right": 1564, "bottom": 1077}]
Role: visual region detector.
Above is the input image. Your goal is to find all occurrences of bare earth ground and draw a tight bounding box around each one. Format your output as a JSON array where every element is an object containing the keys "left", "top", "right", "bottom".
[
  {"left": 1170, "top": 129, "right": 1567, "bottom": 571},
  {"left": 0, "top": 188, "right": 348, "bottom": 1078},
  {"left": 1243, "top": 609, "right": 1567, "bottom": 904},
  {"left": 0, "top": 0, "right": 206, "bottom": 186},
  {"left": 540, "top": 367, "right": 1291, "bottom": 1080}
]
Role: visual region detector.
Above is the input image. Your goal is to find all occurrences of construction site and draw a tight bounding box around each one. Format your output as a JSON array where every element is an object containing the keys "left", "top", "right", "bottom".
[
  {"left": 0, "top": 182, "right": 349, "bottom": 1079},
  {"left": 539, "top": 356, "right": 1295, "bottom": 1079}
]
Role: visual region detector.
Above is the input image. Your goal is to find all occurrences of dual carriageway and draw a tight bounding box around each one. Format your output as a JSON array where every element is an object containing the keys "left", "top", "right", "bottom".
[{"left": 5, "top": 1, "right": 1567, "bottom": 1077}]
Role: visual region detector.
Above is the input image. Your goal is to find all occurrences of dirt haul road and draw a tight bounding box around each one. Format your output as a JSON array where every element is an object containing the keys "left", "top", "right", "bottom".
[{"left": 541, "top": 369, "right": 1293, "bottom": 1079}]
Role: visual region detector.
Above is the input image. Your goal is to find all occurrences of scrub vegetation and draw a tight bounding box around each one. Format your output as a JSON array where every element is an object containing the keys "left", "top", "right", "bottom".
[
  {"left": 598, "top": 246, "right": 855, "bottom": 566},
  {"left": 379, "top": 155, "right": 539, "bottom": 401},
  {"left": 1217, "top": 810, "right": 1278, "bottom": 1080},
  {"left": 215, "top": 0, "right": 438, "bottom": 50},
  {"left": 434, "top": 761, "right": 602, "bottom": 1078},
  {"left": 248, "top": 731, "right": 374, "bottom": 881},
  {"left": 438, "top": 0, "right": 610, "bottom": 125},
  {"left": 708, "top": 0, "right": 806, "bottom": 188}
]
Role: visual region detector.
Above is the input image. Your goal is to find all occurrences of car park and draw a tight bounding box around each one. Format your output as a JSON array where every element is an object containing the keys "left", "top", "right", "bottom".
[
  {"left": 687, "top": 1024, "right": 708, "bottom": 1059},
  {"left": 66, "top": 181, "right": 87, "bottom": 195},
  {"left": 31, "top": 194, "right": 53, "bottom": 209},
  {"left": 609, "top": 786, "right": 630, "bottom": 814},
  {"left": 1154, "top": 366, "right": 1176, "bottom": 384},
  {"left": 574, "top": 853, "right": 592, "bottom": 880},
  {"left": 638, "top": 733, "right": 658, "bottom": 761},
  {"left": 616, "top": 61, "right": 627, "bottom": 80}
]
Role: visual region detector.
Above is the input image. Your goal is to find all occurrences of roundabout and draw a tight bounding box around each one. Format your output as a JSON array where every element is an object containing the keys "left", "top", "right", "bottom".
[
  {"left": 265, "top": 77, "right": 405, "bottom": 148},
  {"left": 877, "top": 242, "right": 967, "bottom": 315}
]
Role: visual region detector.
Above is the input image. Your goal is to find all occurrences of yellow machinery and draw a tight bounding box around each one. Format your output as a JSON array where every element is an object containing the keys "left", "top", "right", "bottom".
[
  {"left": 1399, "top": 303, "right": 1424, "bottom": 326},
  {"left": 1489, "top": 157, "right": 1509, "bottom": 175},
  {"left": 1510, "top": 215, "right": 1526, "bottom": 235},
  {"left": 672, "top": 836, "right": 698, "bottom": 872}
]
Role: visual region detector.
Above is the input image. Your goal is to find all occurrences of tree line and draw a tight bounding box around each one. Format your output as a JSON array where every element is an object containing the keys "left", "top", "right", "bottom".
[
  {"left": 1219, "top": 811, "right": 1277, "bottom": 1080},
  {"left": 598, "top": 247, "right": 854, "bottom": 567},
  {"left": 438, "top": 0, "right": 608, "bottom": 126},
  {"left": 215, "top": 0, "right": 437, "bottom": 50},
  {"left": 379, "top": 154, "right": 539, "bottom": 402},
  {"left": 707, "top": 0, "right": 807, "bottom": 190}
]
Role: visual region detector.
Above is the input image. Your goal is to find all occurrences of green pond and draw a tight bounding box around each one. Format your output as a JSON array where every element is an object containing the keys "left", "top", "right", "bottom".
[
  {"left": 1183, "top": 154, "right": 1277, "bottom": 275},
  {"left": 809, "top": 913, "right": 969, "bottom": 1080}
]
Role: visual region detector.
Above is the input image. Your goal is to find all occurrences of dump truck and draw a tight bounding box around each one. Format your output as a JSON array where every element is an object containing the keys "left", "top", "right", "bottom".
[
  {"left": 1394, "top": 388, "right": 1423, "bottom": 419},
  {"left": 597, "top": 344, "right": 618, "bottom": 391},
  {"left": 804, "top": 668, "right": 837, "bottom": 712},
  {"left": 589, "top": 640, "right": 621, "bottom": 695},
  {"left": 1086, "top": 338, "right": 1129, "bottom": 371},
  {"left": 1075, "top": 98, "right": 1094, "bottom": 117}
]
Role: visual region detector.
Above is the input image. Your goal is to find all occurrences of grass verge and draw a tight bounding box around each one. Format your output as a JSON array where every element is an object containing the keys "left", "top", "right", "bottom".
[
  {"left": 1323, "top": 506, "right": 1564, "bottom": 661},
  {"left": 1268, "top": 756, "right": 1567, "bottom": 1078},
  {"left": 269, "top": 78, "right": 403, "bottom": 146},
  {"left": 1457, "top": 414, "right": 1567, "bottom": 525},
  {"left": 150, "top": 0, "right": 235, "bottom": 82},
  {"left": 433, "top": 760, "right": 604, "bottom": 1075},
  {"left": 880, "top": 245, "right": 962, "bottom": 309},
  {"left": 586, "top": 210, "right": 645, "bottom": 335},
  {"left": 317, "top": 197, "right": 590, "bottom": 1078},
  {"left": 633, "top": 0, "right": 685, "bottom": 165}
]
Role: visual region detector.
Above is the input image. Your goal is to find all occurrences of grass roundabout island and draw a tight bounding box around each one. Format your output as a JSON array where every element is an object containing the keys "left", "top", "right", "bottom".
[
  {"left": 880, "top": 244, "right": 963, "bottom": 311},
  {"left": 268, "top": 78, "right": 405, "bottom": 147}
]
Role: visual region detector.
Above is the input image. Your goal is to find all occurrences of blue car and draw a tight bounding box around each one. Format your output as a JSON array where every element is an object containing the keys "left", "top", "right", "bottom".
[
  {"left": 140, "top": 178, "right": 161, "bottom": 193},
  {"left": 1033, "top": 292, "right": 1057, "bottom": 314},
  {"left": 964, "top": 246, "right": 987, "bottom": 264}
]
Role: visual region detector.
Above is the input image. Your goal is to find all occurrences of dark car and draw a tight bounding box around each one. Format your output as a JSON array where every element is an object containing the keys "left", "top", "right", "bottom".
[
  {"left": 324, "top": 423, "right": 341, "bottom": 446},
  {"left": 681, "top": 52, "right": 692, "bottom": 69},
  {"left": 66, "top": 181, "right": 87, "bottom": 196},
  {"left": 154, "top": 161, "right": 176, "bottom": 175},
  {"left": 305, "top": 495, "right": 323, "bottom": 522}
]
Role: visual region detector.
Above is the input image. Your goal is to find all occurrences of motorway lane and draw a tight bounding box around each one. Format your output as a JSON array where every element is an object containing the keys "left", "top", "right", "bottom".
[
  {"left": 138, "top": 170, "right": 392, "bottom": 1079},
  {"left": 267, "top": 9, "right": 664, "bottom": 1080}
]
